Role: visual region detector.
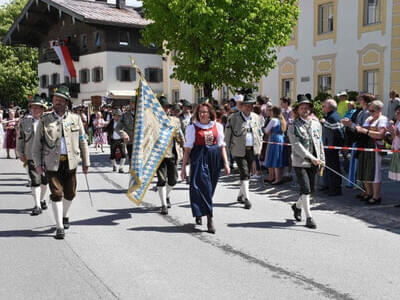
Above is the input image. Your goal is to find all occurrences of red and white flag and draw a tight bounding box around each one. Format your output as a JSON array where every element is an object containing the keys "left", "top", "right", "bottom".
[{"left": 52, "top": 45, "right": 77, "bottom": 79}]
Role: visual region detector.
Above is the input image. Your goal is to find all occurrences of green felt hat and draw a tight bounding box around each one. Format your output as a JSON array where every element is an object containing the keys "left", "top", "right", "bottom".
[
  {"left": 30, "top": 96, "right": 47, "bottom": 109},
  {"left": 198, "top": 97, "right": 209, "bottom": 104},
  {"left": 113, "top": 109, "right": 122, "bottom": 116},
  {"left": 158, "top": 96, "right": 169, "bottom": 107},
  {"left": 242, "top": 94, "right": 256, "bottom": 104},
  {"left": 180, "top": 99, "right": 192, "bottom": 107},
  {"left": 54, "top": 85, "right": 71, "bottom": 101},
  {"left": 297, "top": 95, "right": 313, "bottom": 106}
]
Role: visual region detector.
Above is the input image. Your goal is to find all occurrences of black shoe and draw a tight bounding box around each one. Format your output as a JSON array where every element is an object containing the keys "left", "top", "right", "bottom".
[
  {"left": 305, "top": 217, "right": 317, "bottom": 229},
  {"left": 25, "top": 181, "right": 31, "bottom": 187},
  {"left": 237, "top": 195, "right": 244, "bottom": 204},
  {"left": 195, "top": 216, "right": 202, "bottom": 225},
  {"left": 207, "top": 216, "right": 215, "bottom": 234},
  {"left": 40, "top": 200, "right": 47, "bottom": 210},
  {"left": 118, "top": 168, "right": 124, "bottom": 173},
  {"left": 55, "top": 228, "right": 65, "bottom": 240},
  {"left": 282, "top": 175, "right": 293, "bottom": 182},
  {"left": 166, "top": 197, "right": 171, "bottom": 208},
  {"left": 244, "top": 199, "right": 252, "bottom": 209},
  {"left": 186, "top": 177, "right": 190, "bottom": 185},
  {"left": 63, "top": 217, "right": 70, "bottom": 230},
  {"left": 361, "top": 194, "right": 373, "bottom": 201},
  {"left": 113, "top": 166, "right": 117, "bottom": 172},
  {"left": 31, "top": 206, "right": 42, "bottom": 216},
  {"left": 367, "top": 197, "right": 381, "bottom": 205},
  {"left": 291, "top": 204, "right": 302, "bottom": 222},
  {"left": 160, "top": 205, "right": 168, "bottom": 215}
]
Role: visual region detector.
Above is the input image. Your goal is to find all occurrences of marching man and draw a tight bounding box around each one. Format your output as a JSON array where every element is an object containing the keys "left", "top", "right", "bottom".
[
  {"left": 32, "top": 86, "right": 90, "bottom": 239},
  {"left": 288, "top": 96, "right": 325, "bottom": 229},
  {"left": 157, "top": 96, "right": 185, "bottom": 215},
  {"left": 224, "top": 94, "right": 264, "bottom": 209},
  {"left": 17, "top": 96, "right": 49, "bottom": 216}
]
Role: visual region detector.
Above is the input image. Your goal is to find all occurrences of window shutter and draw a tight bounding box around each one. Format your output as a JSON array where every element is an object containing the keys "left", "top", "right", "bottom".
[
  {"left": 157, "top": 69, "right": 163, "bottom": 82},
  {"left": 87, "top": 69, "right": 90, "bottom": 83},
  {"left": 144, "top": 68, "right": 150, "bottom": 81},
  {"left": 92, "top": 68, "right": 96, "bottom": 82},
  {"left": 79, "top": 70, "right": 83, "bottom": 83},
  {"left": 130, "top": 68, "right": 136, "bottom": 81},
  {"left": 116, "top": 66, "right": 121, "bottom": 81},
  {"left": 45, "top": 75, "right": 49, "bottom": 88},
  {"left": 57, "top": 73, "right": 60, "bottom": 85},
  {"left": 99, "top": 67, "right": 103, "bottom": 82}
]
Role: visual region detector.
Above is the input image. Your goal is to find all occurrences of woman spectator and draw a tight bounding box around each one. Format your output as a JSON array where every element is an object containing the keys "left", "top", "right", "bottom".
[
  {"left": 388, "top": 105, "right": 400, "bottom": 181},
  {"left": 93, "top": 111, "right": 106, "bottom": 152},
  {"left": 180, "top": 103, "right": 230, "bottom": 234},
  {"left": 3, "top": 110, "right": 18, "bottom": 159},
  {"left": 264, "top": 106, "right": 288, "bottom": 185},
  {"left": 355, "top": 100, "right": 388, "bottom": 204}
]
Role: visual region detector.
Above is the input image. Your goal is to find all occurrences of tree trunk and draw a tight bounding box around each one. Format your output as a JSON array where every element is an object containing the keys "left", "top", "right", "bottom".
[{"left": 203, "top": 82, "right": 213, "bottom": 99}]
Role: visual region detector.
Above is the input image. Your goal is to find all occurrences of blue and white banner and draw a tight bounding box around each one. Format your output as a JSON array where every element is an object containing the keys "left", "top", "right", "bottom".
[{"left": 127, "top": 76, "right": 175, "bottom": 205}]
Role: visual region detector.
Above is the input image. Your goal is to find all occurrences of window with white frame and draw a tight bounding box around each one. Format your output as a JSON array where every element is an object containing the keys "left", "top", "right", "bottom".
[
  {"left": 172, "top": 89, "right": 180, "bottom": 103},
  {"left": 318, "top": 3, "right": 334, "bottom": 34},
  {"left": 364, "top": 0, "right": 380, "bottom": 25},
  {"left": 363, "top": 70, "right": 378, "bottom": 96},
  {"left": 51, "top": 73, "right": 60, "bottom": 85},
  {"left": 282, "top": 79, "right": 293, "bottom": 99},
  {"left": 318, "top": 75, "right": 332, "bottom": 93},
  {"left": 79, "top": 69, "right": 90, "bottom": 84},
  {"left": 40, "top": 75, "right": 49, "bottom": 88}
]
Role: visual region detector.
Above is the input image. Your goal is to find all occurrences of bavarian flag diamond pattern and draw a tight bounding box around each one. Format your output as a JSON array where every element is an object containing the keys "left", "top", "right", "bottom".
[{"left": 127, "top": 77, "right": 175, "bottom": 205}]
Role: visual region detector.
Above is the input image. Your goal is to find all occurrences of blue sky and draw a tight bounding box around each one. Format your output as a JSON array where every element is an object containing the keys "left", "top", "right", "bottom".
[{"left": 0, "top": 0, "right": 142, "bottom": 7}]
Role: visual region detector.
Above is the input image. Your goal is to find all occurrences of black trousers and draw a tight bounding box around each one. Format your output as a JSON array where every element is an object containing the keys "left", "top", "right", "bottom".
[
  {"left": 27, "top": 160, "right": 48, "bottom": 187},
  {"left": 126, "top": 144, "right": 133, "bottom": 166},
  {"left": 110, "top": 139, "right": 126, "bottom": 159},
  {"left": 235, "top": 147, "right": 255, "bottom": 181},
  {"left": 294, "top": 166, "right": 317, "bottom": 195},
  {"left": 323, "top": 149, "right": 342, "bottom": 193},
  {"left": 157, "top": 157, "right": 178, "bottom": 187}
]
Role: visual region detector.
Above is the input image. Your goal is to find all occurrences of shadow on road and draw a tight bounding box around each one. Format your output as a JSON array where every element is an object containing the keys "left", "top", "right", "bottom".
[
  {"left": 0, "top": 228, "right": 55, "bottom": 238},
  {"left": 227, "top": 219, "right": 340, "bottom": 237},
  {"left": 128, "top": 223, "right": 203, "bottom": 234},
  {"left": 0, "top": 208, "right": 32, "bottom": 214}
]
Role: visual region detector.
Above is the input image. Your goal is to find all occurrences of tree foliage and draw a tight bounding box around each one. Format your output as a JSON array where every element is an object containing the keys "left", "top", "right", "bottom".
[
  {"left": 0, "top": 0, "right": 38, "bottom": 108},
  {"left": 142, "top": 0, "right": 298, "bottom": 97}
]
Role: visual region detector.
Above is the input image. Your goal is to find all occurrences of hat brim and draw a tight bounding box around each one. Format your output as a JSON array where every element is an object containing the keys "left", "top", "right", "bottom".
[
  {"left": 54, "top": 93, "right": 70, "bottom": 101},
  {"left": 297, "top": 100, "right": 313, "bottom": 106},
  {"left": 242, "top": 101, "right": 256, "bottom": 105},
  {"left": 30, "top": 103, "right": 47, "bottom": 108}
]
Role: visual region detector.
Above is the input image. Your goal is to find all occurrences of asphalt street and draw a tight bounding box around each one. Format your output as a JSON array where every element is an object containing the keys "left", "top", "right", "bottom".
[{"left": 1, "top": 145, "right": 399, "bottom": 300}]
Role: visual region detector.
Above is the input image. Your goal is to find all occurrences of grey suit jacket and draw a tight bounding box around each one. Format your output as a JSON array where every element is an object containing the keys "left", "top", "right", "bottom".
[
  {"left": 16, "top": 115, "right": 36, "bottom": 161},
  {"left": 288, "top": 118, "right": 325, "bottom": 168},
  {"left": 116, "top": 110, "right": 135, "bottom": 145}
]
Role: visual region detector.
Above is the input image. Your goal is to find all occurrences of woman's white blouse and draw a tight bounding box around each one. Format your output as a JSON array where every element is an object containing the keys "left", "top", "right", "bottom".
[{"left": 184, "top": 120, "right": 226, "bottom": 148}]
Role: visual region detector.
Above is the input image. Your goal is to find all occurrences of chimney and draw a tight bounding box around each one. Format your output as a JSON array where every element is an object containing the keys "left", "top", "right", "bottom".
[{"left": 116, "top": 0, "right": 126, "bottom": 9}]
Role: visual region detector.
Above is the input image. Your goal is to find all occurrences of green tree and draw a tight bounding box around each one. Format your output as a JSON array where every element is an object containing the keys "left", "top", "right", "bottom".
[
  {"left": 142, "top": 0, "right": 298, "bottom": 98},
  {"left": 0, "top": 0, "right": 38, "bottom": 108}
]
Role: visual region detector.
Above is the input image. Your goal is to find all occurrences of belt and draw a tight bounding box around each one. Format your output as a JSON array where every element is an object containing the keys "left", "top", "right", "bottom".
[
  {"left": 60, "top": 155, "right": 68, "bottom": 161},
  {"left": 245, "top": 146, "right": 254, "bottom": 150}
]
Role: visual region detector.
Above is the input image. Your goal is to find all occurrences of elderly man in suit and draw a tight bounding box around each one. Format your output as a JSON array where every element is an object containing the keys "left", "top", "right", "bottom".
[
  {"left": 225, "top": 94, "right": 264, "bottom": 209},
  {"left": 32, "top": 86, "right": 90, "bottom": 239},
  {"left": 288, "top": 96, "right": 325, "bottom": 229}
]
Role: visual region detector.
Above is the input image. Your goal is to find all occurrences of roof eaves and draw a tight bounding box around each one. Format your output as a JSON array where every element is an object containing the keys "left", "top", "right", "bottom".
[{"left": 84, "top": 18, "right": 147, "bottom": 28}]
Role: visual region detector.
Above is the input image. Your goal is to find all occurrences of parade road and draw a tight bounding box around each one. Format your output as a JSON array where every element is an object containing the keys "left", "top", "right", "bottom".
[{"left": 1, "top": 146, "right": 399, "bottom": 300}]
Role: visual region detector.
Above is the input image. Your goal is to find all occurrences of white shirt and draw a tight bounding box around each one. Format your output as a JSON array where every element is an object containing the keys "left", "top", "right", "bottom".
[
  {"left": 112, "top": 121, "right": 121, "bottom": 140},
  {"left": 241, "top": 112, "right": 254, "bottom": 147},
  {"left": 264, "top": 118, "right": 279, "bottom": 134},
  {"left": 54, "top": 112, "right": 68, "bottom": 155},
  {"left": 184, "top": 121, "right": 226, "bottom": 148},
  {"left": 33, "top": 118, "right": 39, "bottom": 133}
]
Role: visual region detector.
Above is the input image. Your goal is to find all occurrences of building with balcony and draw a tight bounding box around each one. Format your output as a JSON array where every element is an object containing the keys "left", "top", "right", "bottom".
[{"left": 3, "top": 0, "right": 163, "bottom": 106}]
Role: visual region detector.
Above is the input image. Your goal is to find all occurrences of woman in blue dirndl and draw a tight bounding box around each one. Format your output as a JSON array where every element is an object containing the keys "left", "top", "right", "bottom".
[{"left": 181, "top": 102, "right": 230, "bottom": 234}]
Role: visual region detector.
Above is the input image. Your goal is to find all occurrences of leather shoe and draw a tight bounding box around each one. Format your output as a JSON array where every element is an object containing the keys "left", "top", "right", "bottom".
[
  {"left": 305, "top": 217, "right": 317, "bottom": 229},
  {"left": 195, "top": 216, "right": 202, "bottom": 225},
  {"left": 237, "top": 195, "right": 244, "bottom": 203},
  {"left": 31, "top": 206, "right": 42, "bottom": 216},
  {"left": 291, "top": 204, "right": 302, "bottom": 222},
  {"left": 55, "top": 228, "right": 65, "bottom": 239},
  {"left": 160, "top": 205, "right": 168, "bottom": 215},
  {"left": 113, "top": 166, "right": 117, "bottom": 172},
  {"left": 244, "top": 199, "right": 252, "bottom": 209},
  {"left": 40, "top": 200, "right": 48, "bottom": 210},
  {"left": 207, "top": 216, "right": 215, "bottom": 234},
  {"left": 63, "top": 217, "right": 70, "bottom": 230}
]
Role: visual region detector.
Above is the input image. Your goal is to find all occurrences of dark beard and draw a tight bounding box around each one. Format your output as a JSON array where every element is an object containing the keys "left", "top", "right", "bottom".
[{"left": 54, "top": 105, "right": 66, "bottom": 115}]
